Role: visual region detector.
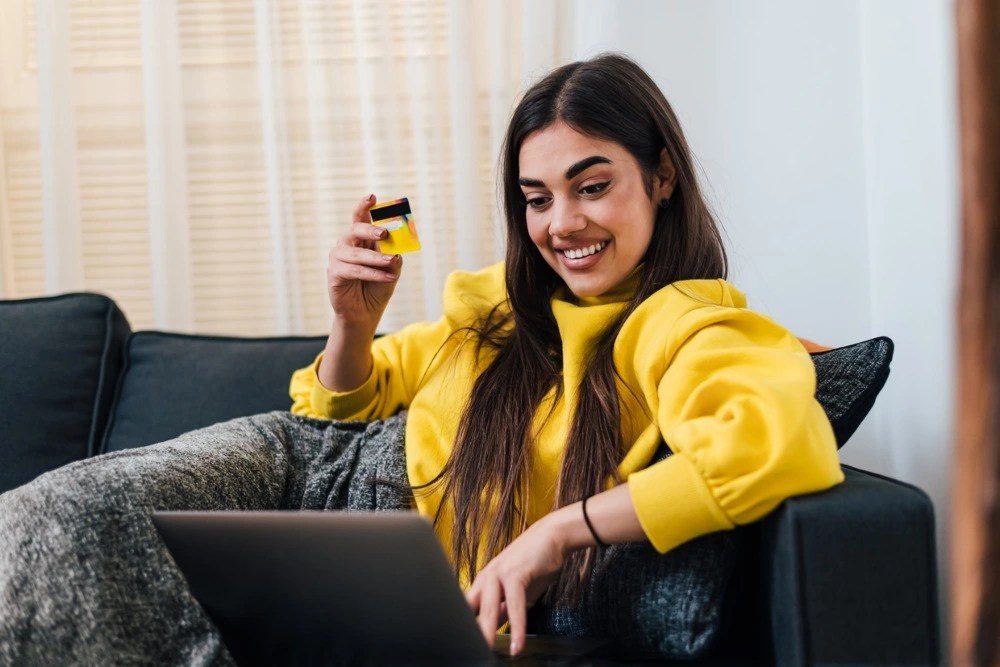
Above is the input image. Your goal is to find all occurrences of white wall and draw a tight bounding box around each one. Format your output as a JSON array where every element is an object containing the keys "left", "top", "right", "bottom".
[{"left": 573, "top": 0, "right": 958, "bottom": 632}]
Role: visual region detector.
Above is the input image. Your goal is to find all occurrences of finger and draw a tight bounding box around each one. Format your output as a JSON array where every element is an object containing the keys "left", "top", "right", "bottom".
[
  {"left": 465, "top": 583, "right": 481, "bottom": 613},
  {"left": 502, "top": 580, "right": 528, "bottom": 657},
  {"left": 346, "top": 222, "right": 388, "bottom": 245},
  {"left": 342, "top": 195, "right": 380, "bottom": 249},
  {"left": 330, "top": 260, "right": 399, "bottom": 284},
  {"left": 352, "top": 193, "right": 376, "bottom": 223},
  {"left": 332, "top": 245, "right": 398, "bottom": 271},
  {"left": 477, "top": 579, "right": 502, "bottom": 649},
  {"left": 328, "top": 244, "right": 400, "bottom": 284}
]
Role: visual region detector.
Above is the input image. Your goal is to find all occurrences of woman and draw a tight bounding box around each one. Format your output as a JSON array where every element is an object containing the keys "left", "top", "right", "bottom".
[
  {"left": 0, "top": 52, "right": 841, "bottom": 665},
  {"left": 290, "top": 53, "right": 843, "bottom": 656}
]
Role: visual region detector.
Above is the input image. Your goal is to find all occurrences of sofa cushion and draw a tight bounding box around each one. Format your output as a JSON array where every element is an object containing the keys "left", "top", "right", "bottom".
[
  {"left": 101, "top": 332, "right": 326, "bottom": 452},
  {"left": 811, "top": 336, "right": 893, "bottom": 448},
  {"left": 0, "top": 292, "right": 130, "bottom": 493}
]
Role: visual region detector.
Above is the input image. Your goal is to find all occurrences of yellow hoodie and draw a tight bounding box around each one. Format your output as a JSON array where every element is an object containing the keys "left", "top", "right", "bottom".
[{"left": 289, "top": 262, "right": 842, "bottom": 563}]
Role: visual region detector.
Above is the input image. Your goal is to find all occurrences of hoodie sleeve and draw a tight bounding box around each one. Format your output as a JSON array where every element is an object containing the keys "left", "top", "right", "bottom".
[
  {"left": 627, "top": 307, "right": 844, "bottom": 553},
  {"left": 288, "top": 317, "right": 455, "bottom": 421},
  {"left": 289, "top": 262, "right": 507, "bottom": 421}
]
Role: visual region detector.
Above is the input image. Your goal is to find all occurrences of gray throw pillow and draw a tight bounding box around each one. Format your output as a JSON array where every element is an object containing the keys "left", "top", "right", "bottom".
[
  {"left": 530, "top": 528, "right": 738, "bottom": 659},
  {"left": 812, "top": 336, "right": 893, "bottom": 448},
  {"left": 528, "top": 336, "right": 894, "bottom": 658}
]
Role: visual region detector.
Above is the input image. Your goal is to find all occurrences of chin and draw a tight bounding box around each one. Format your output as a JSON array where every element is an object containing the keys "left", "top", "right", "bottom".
[{"left": 563, "top": 278, "right": 609, "bottom": 298}]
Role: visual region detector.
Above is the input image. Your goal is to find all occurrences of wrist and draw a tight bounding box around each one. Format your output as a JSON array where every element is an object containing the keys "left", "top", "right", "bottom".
[
  {"left": 545, "top": 501, "right": 598, "bottom": 557},
  {"left": 319, "top": 319, "right": 376, "bottom": 392},
  {"left": 330, "top": 316, "right": 377, "bottom": 340},
  {"left": 581, "top": 495, "right": 610, "bottom": 548}
]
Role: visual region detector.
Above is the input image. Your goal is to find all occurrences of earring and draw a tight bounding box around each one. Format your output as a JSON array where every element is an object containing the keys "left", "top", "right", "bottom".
[{"left": 659, "top": 198, "right": 670, "bottom": 208}]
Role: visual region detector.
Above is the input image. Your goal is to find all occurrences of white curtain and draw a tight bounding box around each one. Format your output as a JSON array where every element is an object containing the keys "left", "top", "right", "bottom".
[{"left": 0, "top": 0, "right": 573, "bottom": 335}]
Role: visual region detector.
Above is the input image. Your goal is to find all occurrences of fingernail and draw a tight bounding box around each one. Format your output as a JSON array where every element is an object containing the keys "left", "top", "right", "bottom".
[
  {"left": 382, "top": 254, "right": 394, "bottom": 262},
  {"left": 367, "top": 193, "right": 375, "bottom": 202},
  {"left": 511, "top": 639, "right": 520, "bottom": 654}
]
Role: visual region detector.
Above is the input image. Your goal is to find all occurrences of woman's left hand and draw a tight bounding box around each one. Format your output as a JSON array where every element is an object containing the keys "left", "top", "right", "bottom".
[{"left": 464, "top": 516, "right": 567, "bottom": 657}]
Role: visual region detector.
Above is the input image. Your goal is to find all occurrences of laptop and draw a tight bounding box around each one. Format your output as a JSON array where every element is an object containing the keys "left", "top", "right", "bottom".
[{"left": 152, "top": 511, "right": 611, "bottom": 666}]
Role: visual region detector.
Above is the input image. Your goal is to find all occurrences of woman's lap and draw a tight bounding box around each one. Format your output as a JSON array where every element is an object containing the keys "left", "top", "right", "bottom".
[{"left": 0, "top": 410, "right": 410, "bottom": 666}]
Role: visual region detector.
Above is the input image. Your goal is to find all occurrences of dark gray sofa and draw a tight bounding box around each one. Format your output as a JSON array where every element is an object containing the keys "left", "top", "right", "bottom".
[{"left": 0, "top": 291, "right": 940, "bottom": 666}]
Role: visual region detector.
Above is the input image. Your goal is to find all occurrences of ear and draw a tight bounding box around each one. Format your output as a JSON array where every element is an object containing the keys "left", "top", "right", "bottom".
[{"left": 654, "top": 148, "right": 677, "bottom": 201}]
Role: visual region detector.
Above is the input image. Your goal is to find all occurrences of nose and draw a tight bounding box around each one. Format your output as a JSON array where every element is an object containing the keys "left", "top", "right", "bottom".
[{"left": 548, "top": 199, "right": 587, "bottom": 237}]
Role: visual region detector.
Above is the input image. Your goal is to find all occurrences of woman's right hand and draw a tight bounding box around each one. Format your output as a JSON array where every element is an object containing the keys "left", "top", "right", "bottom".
[{"left": 327, "top": 194, "right": 402, "bottom": 330}]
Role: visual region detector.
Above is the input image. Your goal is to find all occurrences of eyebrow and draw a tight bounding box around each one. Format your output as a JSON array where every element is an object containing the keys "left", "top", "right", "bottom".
[
  {"left": 518, "top": 155, "right": 612, "bottom": 188},
  {"left": 566, "top": 155, "right": 611, "bottom": 179}
]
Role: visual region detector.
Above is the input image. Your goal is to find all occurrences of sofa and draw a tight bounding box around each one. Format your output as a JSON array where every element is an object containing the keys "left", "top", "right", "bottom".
[{"left": 0, "top": 291, "right": 940, "bottom": 666}]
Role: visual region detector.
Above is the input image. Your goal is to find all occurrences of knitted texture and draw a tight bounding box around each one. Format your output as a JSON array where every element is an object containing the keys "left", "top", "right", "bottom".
[
  {"left": 529, "top": 441, "right": 738, "bottom": 660},
  {"left": 0, "top": 411, "right": 410, "bottom": 666},
  {"left": 811, "top": 337, "right": 893, "bottom": 447}
]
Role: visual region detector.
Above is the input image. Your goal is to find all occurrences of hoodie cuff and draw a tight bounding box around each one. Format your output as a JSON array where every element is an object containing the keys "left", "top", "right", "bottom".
[
  {"left": 309, "top": 354, "right": 379, "bottom": 419},
  {"left": 627, "top": 452, "right": 735, "bottom": 553}
]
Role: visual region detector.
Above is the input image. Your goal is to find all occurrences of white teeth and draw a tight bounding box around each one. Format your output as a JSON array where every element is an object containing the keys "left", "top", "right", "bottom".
[{"left": 563, "top": 240, "right": 607, "bottom": 259}]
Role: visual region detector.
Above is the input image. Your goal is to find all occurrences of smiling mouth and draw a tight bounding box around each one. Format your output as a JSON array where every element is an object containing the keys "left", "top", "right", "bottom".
[{"left": 559, "top": 240, "right": 609, "bottom": 260}]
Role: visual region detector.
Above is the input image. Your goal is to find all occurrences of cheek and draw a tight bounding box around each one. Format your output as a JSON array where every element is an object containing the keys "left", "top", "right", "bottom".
[
  {"left": 525, "top": 215, "right": 550, "bottom": 249},
  {"left": 595, "top": 184, "right": 647, "bottom": 220},
  {"left": 610, "top": 202, "right": 656, "bottom": 252}
]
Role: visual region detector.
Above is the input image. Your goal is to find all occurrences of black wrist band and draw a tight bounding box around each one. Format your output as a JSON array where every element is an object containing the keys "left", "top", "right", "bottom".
[{"left": 581, "top": 494, "right": 609, "bottom": 549}]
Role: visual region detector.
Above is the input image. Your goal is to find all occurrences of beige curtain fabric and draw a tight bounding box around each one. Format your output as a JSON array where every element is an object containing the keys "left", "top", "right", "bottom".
[{"left": 0, "top": 0, "right": 572, "bottom": 335}]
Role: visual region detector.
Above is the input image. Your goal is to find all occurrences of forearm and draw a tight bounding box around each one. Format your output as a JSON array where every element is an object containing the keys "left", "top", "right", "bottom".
[
  {"left": 548, "top": 483, "right": 646, "bottom": 555},
  {"left": 317, "top": 319, "right": 376, "bottom": 392}
]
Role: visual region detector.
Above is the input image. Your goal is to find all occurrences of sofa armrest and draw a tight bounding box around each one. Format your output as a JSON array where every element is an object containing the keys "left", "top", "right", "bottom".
[{"left": 760, "top": 465, "right": 939, "bottom": 666}]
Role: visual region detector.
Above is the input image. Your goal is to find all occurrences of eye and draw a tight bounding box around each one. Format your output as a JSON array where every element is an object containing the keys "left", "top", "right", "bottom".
[
  {"left": 525, "top": 196, "right": 551, "bottom": 210},
  {"left": 580, "top": 181, "right": 610, "bottom": 196}
]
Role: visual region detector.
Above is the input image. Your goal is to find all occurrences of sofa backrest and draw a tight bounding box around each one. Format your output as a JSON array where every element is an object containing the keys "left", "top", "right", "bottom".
[
  {"left": 101, "top": 331, "right": 326, "bottom": 452},
  {"left": 2, "top": 289, "right": 894, "bottom": 499},
  {"left": 0, "top": 293, "right": 130, "bottom": 493}
]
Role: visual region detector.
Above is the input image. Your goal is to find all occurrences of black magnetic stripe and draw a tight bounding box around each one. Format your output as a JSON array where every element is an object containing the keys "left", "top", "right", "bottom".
[{"left": 370, "top": 199, "right": 411, "bottom": 221}]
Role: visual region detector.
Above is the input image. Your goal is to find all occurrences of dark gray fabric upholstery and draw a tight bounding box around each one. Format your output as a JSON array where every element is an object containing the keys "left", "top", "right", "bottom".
[
  {"left": 0, "top": 410, "right": 410, "bottom": 667},
  {"left": 762, "top": 466, "right": 939, "bottom": 666},
  {"left": 811, "top": 337, "right": 893, "bottom": 448},
  {"left": 101, "top": 332, "right": 326, "bottom": 452},
  {"left": 0, "top": 293, "right": 130, "bottom": 493},
  {"left": 528, "top": 437, "right": 737, "bottom": 660},
  {"left": 531, "top": 531, "right": 739, "bottom": 659}
]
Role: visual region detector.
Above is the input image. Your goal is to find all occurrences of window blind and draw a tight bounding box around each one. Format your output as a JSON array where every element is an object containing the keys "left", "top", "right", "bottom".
[{"left": 0, "top": 0, "right": 572, "bottom": 335}]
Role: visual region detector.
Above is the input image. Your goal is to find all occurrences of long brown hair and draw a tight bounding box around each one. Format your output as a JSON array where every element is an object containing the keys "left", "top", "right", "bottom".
[{"left": 436, "top": 53, "right": 728, "bottom": 601}]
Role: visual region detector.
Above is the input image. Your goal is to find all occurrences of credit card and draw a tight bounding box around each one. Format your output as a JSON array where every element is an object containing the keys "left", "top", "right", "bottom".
[{"left": 369, "top": 197, "right": 421, "bottom": 254}]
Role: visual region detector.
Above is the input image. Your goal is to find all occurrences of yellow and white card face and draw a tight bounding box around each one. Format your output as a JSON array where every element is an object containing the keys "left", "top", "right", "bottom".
[{"left": 370, "top": 197, "right": 421, "bottom": 254}]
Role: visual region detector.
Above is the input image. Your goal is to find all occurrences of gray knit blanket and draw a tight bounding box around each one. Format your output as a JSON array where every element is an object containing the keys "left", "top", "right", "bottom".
[{"left": 0, "top": 411, "right": 412, "bottom": 666}]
